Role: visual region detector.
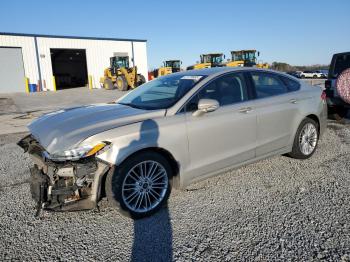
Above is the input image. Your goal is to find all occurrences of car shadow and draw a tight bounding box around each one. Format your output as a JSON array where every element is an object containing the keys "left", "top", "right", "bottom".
[
  {"left": 131, "top": 207, "right": 173, "bottom": 262},
  {"left": 115, "top": 119, "right": 173, "bottom": 261}
]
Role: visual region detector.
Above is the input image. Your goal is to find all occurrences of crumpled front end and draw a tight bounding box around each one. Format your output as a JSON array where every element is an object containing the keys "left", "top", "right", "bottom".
[{"left": 18, "top": 135, "right": 110, "bottom": 215}]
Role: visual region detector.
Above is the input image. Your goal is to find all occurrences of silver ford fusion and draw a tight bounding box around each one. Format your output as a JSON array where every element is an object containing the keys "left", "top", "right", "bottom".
[{"left": 18, "top": 67, "right": 327, "bottom": 218}]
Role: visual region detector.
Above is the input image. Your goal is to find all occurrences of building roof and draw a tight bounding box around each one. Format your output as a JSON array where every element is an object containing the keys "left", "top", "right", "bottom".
[{"left": 0, "top": 32, "right": 147, "bottom": 42}]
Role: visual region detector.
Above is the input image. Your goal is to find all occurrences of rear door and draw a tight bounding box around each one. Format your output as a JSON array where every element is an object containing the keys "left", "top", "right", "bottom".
[
  {"left": 248, "top": 71, "right": 301, "bottom": 157},
  {"left": 183, "top": 72, "right": 257, "bottom": 181}
]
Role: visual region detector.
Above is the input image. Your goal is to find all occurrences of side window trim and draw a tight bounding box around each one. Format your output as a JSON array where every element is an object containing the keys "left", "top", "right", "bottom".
[
  {"left": 244, "top": 71, "right": 257, "bottom": 100},
  {"left": 178, "top": 71, "right": 251, "bottom": 114}
]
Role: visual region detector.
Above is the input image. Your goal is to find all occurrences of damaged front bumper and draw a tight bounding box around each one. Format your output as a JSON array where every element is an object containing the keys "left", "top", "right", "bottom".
[{"left": 18, "top": 135, "right": 111, "bottom": 214}]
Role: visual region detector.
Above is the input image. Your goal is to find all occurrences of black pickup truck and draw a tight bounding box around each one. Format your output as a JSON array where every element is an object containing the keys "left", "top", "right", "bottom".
[{"left": 325, "top": 52, "right": 350, "bottom": 118}]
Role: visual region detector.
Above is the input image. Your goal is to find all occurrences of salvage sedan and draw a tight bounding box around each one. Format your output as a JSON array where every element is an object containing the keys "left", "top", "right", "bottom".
[{"left": 18, "top": 67, "right": 327, "bottom": 218}]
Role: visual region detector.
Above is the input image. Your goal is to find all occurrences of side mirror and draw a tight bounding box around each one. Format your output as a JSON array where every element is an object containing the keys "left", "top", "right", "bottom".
[{"left": 193, "top": 99, "right": 219, "bottom": 117}]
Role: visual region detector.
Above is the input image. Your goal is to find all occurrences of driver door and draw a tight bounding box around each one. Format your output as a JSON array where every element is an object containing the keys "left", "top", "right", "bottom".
[{"left": 183, "top": 72, "right": 257, "bottom": 182}]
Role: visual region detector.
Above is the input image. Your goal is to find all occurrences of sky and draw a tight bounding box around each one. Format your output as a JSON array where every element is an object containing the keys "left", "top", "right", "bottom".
[{"left": 0, "top": 0, "right": 349, "bottom": 69}]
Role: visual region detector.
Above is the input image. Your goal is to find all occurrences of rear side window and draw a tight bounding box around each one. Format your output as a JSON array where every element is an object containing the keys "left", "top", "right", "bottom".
[
  {"left": 251, "top": 72, "right": 288, "bottom": 98},
  {"left": 280, "top": 76, "right": 300, "bottom": 92}
]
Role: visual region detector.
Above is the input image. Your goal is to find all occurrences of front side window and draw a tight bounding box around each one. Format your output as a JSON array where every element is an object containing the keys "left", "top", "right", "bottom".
[
  {"left": 251, "top": 72, "right": 288, "bottom": 98},
  {"left": 185, "top": 73, "right": 248, "bottom": 112},
  {"left": 118, "top": 74, "right": 205, "bottom": 110},
  {"left": 232, "top": 52, "right": 243, "bottom": 61}
]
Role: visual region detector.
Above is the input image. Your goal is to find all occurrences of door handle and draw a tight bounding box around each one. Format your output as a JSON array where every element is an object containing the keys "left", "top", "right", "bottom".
[
  {"left": 239, "top": 107, "right": 253, "bottom": 113},
  {"left": 289, "top": 99, "right": 298, "bottom": 104}
]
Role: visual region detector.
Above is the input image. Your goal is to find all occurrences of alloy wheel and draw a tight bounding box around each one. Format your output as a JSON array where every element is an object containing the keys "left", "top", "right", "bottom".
[
  {"left": 121, "top": 160, "right": 169, "bottom": 213},
  {"left": 299, "top": 123, "right": 318, "bottom": 155}
]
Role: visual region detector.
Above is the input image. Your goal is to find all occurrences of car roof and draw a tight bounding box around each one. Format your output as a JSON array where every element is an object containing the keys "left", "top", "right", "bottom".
[
  {"left": 172, "top": 67, "right": 285, "bottom": 77},
  {"left": 332, "top": 52, "right": 350, "bottom": 57},
  {"left": 202, "top": 53, "right": 223, "bottom": 56}
]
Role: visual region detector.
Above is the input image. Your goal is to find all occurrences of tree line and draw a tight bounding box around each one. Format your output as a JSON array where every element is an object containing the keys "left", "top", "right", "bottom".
[{"left": 270, "top": 62, "right": 329, "bottom": 72}]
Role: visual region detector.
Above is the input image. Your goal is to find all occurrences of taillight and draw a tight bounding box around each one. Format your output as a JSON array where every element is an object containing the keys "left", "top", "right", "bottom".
[
  {"left": 321, "top": 91, "right": 327, "bottom": 100},
  {"left": 325, "top": 80, "right": 331, "bottom": 89}
]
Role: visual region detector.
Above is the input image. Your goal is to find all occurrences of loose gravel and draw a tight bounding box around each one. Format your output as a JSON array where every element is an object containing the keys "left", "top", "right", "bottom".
[{"left": 0, "top": 122, "right": 350, "bottom": 261}]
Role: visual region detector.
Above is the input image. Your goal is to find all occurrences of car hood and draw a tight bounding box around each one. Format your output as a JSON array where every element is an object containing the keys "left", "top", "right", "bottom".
[{"left": 28, "top": 103, "right": 166, "bottom": 154}]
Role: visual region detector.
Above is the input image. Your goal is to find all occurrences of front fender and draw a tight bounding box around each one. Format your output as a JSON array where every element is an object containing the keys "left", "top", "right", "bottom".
[{"left": 82, "top": 115, "right": 189, "bottom": 179}]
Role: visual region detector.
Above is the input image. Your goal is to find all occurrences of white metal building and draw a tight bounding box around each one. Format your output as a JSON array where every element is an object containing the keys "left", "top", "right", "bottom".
[{"left": 0, "top": 32, "right": 148, "bottom": 93}]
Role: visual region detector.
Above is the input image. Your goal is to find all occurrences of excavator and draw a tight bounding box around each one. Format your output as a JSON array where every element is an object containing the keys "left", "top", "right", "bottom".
[
  {"left": 101, "top": 53, "right": 146, "bottom": 91},
  {"left": 186, "top": 53, "right": 225, "bottom": 70},
  {"left": 226, "top": 50, "right": 269, "bottom": 68},
  {"left": 149, "top": 60, "right": 182, "bottom": 80}
]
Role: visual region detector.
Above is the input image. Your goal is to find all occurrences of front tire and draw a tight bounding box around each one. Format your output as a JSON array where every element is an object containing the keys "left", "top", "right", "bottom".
[
  {"left": 288, "top": 118, "right": 319, "bottom": 159},
  {"left": 105, "top": 151, "right": 172, "bottom": 219},
  {"left": 115, "top": 75, "right": 128, "bottom": 91},
  {"left": 103, "top": 78, "right": 114, "bottom": 90}
]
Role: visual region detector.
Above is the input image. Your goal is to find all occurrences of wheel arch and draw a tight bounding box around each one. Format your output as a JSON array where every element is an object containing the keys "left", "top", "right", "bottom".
[
  {"left": 121, "top": 146, "right": 179, "bottom": 177},
  {"left": 100, "top": 146, "right": 181, "bottom": 198},
  {"left": 289, "top": 113, "right": 321, "bottom": 149},
  {"left": 305, "top": 114, "right": 320, "bottom": 133}
]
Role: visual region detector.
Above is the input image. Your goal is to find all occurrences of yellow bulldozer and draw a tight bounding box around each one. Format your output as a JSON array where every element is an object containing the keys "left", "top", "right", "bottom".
[
  {"left": 226, "top": 50, "right": 269, "bottom": 68},
  {"left": 186, "top": 53, "right": 225, "bottom": 70},
  {"left": 149, "top": 60, "right": 182, "bottom": 80},
  {"left": 101, "top": 54, "right": 146, "bottom": 91}
]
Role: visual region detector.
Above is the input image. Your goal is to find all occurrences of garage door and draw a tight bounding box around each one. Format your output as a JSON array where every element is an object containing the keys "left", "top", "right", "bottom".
[{"left": 0, "top": 47, "right": 26, "bottom": 93}]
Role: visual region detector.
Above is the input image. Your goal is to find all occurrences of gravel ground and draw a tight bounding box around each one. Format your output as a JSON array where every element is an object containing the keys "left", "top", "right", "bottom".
[{"left": 0, "top": 121, "right": 350, "bottom": 261}]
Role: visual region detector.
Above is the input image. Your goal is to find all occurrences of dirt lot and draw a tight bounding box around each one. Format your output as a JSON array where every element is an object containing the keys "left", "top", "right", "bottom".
[
  {"left": 0, "top": 87, "right": 124, "bottom": 135},
  {"left": 0, "top": 119, "right": 349, "bottom": 261}
]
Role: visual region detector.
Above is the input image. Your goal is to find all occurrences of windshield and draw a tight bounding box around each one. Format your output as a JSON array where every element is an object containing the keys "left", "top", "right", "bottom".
[
  {"left": 111, "top": 57, "right": 129, "bottom": 68},
  {"left": 118, "top": 74, "right": 205, "bottom": 110},
  {"left": 243, "top": 52, "right": 256, "bottom": 62},
  {"left": 165, "top": 61, "right": 180, "bottom": 68},
  {"left": 201, "top": 55, "right": 223, "bottom": 64},
  {"left": 212, "top": 56, "right": 223, "bottom": 64},
  {"left": 232, "top": 51, "right": 256, "bottom": 62}
]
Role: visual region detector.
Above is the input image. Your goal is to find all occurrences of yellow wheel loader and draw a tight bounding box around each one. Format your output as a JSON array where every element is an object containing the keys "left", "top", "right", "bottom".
[
  {"left": 149, "top": 60, "right": 182, "bottom": 80},
  {"left": 186, "top": 53, "right": 225, "bottom": 70},
  {"left": 101, "top": 54, "right": 146, "bottom": 91},
  {"left": 226, "top": 50, "right": 269, "bottom": 68}
]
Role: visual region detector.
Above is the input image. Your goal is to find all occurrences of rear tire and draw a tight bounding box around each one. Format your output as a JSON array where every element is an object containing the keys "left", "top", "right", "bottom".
[
  {"left": 288, "top": 118, "right": 319, "bottom": 159},
  {"left": 115, "top": 75, "right": 128, "bottom": 91},
  {"left": 137, "top": 74, "right": 146, "bottom": 87},
  {"left": 105, "top": 151, "right": 172, "bottom": 219},
  {"left": 329, "top": 106, "right": 349, "bottom": 120}
]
